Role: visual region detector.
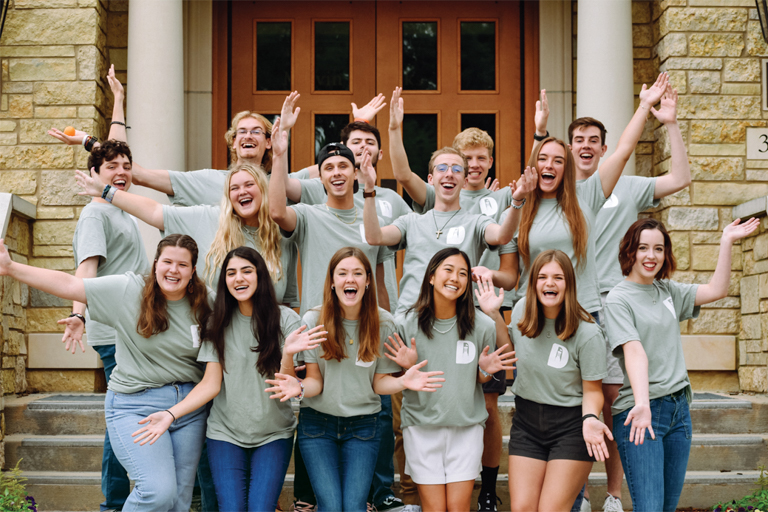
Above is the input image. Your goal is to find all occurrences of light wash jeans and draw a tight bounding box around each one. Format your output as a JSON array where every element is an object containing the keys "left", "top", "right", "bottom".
[{"left": 105, "top": 382, "right": 207, "bottom": 512}]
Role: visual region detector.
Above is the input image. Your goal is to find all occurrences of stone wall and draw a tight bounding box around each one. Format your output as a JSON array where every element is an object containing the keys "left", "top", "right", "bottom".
[
  {"left": 0, "top": 0, "right": 128, "bottom": 392},
  {"left": 738, "top": 220, "right": 768, "bottom": 392}
]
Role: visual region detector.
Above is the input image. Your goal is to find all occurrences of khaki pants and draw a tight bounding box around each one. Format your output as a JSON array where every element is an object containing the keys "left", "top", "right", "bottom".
[{"left": 392, "top": 391, "right": 420, "bottom": 505}]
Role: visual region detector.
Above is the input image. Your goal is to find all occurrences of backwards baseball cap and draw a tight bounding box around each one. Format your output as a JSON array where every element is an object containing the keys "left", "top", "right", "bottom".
[{"left": 317, "top": 142, "right": 355, "bottom": 169}]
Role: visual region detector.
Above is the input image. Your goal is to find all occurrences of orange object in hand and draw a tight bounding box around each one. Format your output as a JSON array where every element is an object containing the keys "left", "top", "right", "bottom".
[{"left": 64, "top": 126, "right": 76, "bottom": 136}]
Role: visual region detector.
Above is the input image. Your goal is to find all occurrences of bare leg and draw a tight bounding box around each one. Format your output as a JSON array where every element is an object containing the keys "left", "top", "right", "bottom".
[
  {"left": 418, "top": 484, "right": 447, "bottom": 512},
  {"left": 446, "top": 481, "right": 475, "bottom": 512},
  {"left": 509, "top": 455, "right": 547, "bottom": 512},
  {"left": 539, "top": 460, "right": 593, "bottom": 512},
  {"left": 603, "top": 383, "right": 623, "bottom": 499},
  {"left": 482, "top": 394, "right": 502, "bottom": 467}
]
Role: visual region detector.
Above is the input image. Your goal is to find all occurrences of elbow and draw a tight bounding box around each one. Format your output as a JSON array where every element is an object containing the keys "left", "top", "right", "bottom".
[
  {"left": 270, "top": 205, "right": 286, "bottom": 224},
  {"left": 365, "top": 233, "right": 382, "bottom": 246}
]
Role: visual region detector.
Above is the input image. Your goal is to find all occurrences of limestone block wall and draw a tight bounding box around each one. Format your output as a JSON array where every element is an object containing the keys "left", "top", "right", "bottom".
[
  {"left": 0, "top": 0, "right": 128, "bottom": 392},
  {"left": 738, "top": 221, "right": 768, "bottom": 392}
]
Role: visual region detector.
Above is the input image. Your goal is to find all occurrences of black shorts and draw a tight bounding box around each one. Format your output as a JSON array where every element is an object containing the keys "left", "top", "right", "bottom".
[
  {"left": 508, "top": 395, "right": 593, "bottom": 462},
  {"left": 482, "top": 369, "right": 507, "bottom": 395}
]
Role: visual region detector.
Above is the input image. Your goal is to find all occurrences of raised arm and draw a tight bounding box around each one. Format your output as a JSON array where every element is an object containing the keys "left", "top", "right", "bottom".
[
  {"left": 75, "top": 170, "right": 165, "bottom": 230},
  {"left": 651, "top": 86, "right": 691, "bottom": 199},
  {"left": 268, "top": 123, "right": 298, "bottom": 231},
  {"left": 360, "top": 152, "right": 403, "bottom": 247},
  {"left": 375, "top": 263, "right": 390, "bottom": 313},
  {"left": 528, "top": 89, "right": 549, "bottom": 161},
  {"left": 483, "top": 166, "right": 537, "bottom": 246},
  {"left": 58, "top": 257, "right": 98, "bottom": 353},
  {"left": 352, "top": 93, "right": 387, "bottom": 122},
  {"left": 388, "top": 88, "right": 427, "bottom": 206},
  {"left": 271, "top": 111, "right": 304, "bottom": 203},
  {"left": 598, "top": 72, "right": 669, "bottom": 199},
  {"left": 106, "top": 65, "right": 127, "bottom": 142},
  {"left": 474, "top": 279, "right": 514, "bottom": 355},
  {"left": 0, "top": 240, "right": 86, "bottom": 303},
  {"left": 695, "top": 218, "right": 759, "bottom": 306}
]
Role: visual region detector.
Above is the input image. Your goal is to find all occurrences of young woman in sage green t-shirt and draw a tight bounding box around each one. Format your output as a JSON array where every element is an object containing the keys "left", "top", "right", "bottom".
[{"left": 266, "top": 247, "right": 444, "bottom": 512}]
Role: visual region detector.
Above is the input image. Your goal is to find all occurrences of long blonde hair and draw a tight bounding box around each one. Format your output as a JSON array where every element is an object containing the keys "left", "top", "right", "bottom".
[{"left": 204, "top": 163, "right": 283, "bottom": 283}]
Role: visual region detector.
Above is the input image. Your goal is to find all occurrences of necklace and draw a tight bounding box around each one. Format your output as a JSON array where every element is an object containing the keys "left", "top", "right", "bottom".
[
  {"left": 434, "top": 318, "right": 458, "bottom": 334},
  {"left": 343, "top": 327, "right": 355, "bottom": 345},
  {"left": 325, "top": 204, "right": 358, "bottom": 225},
  {"left": 432, "top": 208, "right": 461, "bottom": 239}
]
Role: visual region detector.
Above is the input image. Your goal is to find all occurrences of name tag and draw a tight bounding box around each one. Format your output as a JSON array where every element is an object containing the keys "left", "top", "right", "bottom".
[
  {"left": 378, "top": 200, "right": 393, "bottom": 218},
  {"left": 602, "top": 194, "right": 619, "bottom": 209},
  {"left": 456, "top": 340, "right": 476, "bottom": 364},
  {"left": 446, "top": 226, "right": 465, "bottom": 245},
  {"left": 663, "top": 297, "right": 676, "bottom": 319},
  {"left": 480, "top": 197, "right": 498, "bottom": 216},
  {"left": 355, "top": 356, "right": 375, "bottom": 368},
  {"left": 191, "top": 325, "right": 201, "bottom": 348},
  {"left": 359, "top": 224, "right": 367, "bottom": 244},
  {"left": 547, "top": 343, "right": 569, "bottom": 369}
]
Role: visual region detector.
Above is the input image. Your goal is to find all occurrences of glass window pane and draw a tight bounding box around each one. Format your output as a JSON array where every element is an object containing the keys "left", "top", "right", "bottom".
[
  {"left": 402, "top": 114, "right": 438, "bottom": 206},
  {"left": 460, "top": 113, "right": 496, "bottom": 182},
  {"left": 256, "top": 22, "right": 292, "bottom": 91},
  {"left": 315, "top": 22, "right": 350, "bottom": 91},
  {"left": 402, "top": 22, "right": 438, "bottom": 91},
  {"left": 460, "top": 22, "right": 495, "bottom": 91},
  {"left": 315, "top": 114, "right": 351, "bottom": 160}
]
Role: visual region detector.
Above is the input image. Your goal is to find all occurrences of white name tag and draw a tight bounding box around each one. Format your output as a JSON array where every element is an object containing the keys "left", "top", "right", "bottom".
[
  {"left": 359, "top": 224, "right": 367, "bottom": 244},
  {"left": 547, "top": 343, "right": 569, "bottom": 369},
  {"left": 456, "top": 340, "right": 476, "bottom": 364},
  {"left": 355, "top": 356, "right": 375, "bottom": 368},
  {"left": 602, "top": 194, "right": 619, "bottom": 209},
  {"left": 446, "top": 226, "right": 465, "bottom": 245},
  {"left": 663, "top": 297, "right": 677, "bottom": 319},
  {"left": 191, "top": 325, "right": 201, "bottom": 348},
  {"left": 378, "top": 200, "right": 393, "bottom": 218},
  {"left": 480, "top": 197, "right": 498, "bottom": 216}
]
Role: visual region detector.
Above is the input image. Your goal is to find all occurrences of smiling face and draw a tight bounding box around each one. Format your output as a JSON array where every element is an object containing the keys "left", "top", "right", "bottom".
[
  {"left": 333, "top": 256, "right": 370, "bottom": 313},
  {"left": 569, "top": 126, "right": 606, "bottom": 177},
  {"left": 432, "top": 153, "right": 466, "bottom": 204},
  {"left": 345, "top": 129, "right": 382, "bottom": 168},
  {"left": 98, "top": 154, "right": 132, "bottom": 192},
  {"left": 228, "top": 170, "right": 262, "bottom": 224},
  {"left": 225, "top": 255, "right": 257, "bottom": 303},
  {"left": 461, "top": 145, "right": 493, "bottom": 191},
  {"left": 234, "top": 117, "right": 271, "bottom": 163},
  {"left": 535, "top": 260, "right": 566, "bottom": 318},
  {"left": 628, "top": 228, "right": 666, "bottom": 284},
  {"left": 155, "top": 246, "right": 195, "bottom": 301},
  {"left": 430, "top": 254, "right": 469, "bottom": 302},
  {"left": 320, "top": 155, "right": 356, "bottom": 199},
  {"left": 536, "top": 141, "right": 567, "bottom": 199}
]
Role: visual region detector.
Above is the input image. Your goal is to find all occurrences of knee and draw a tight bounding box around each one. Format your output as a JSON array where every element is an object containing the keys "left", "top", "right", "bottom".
[{"left": 135, "top": 478, "right": 177, "bottom": 509}]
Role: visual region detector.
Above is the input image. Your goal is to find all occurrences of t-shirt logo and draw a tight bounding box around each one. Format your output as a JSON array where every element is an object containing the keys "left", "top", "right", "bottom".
[
  {"left": 191, "top": 325, "right": 201, "bottom": 348},
  {"left": 355, "top": 356, "right": 374, "bottom": 368},
  {"left": 602, "top": 194, "right": 619, "bottom": 209},
  {"left": 547, "top": 343, "right": 569, "bottom": 369},
  {"left": 359, "top": 224, "right": 367, "bottom": 244},
  {"left": 446, "top": 226, "right": 465, "bottom": 245},
  {"left": 663, "top": 297, "right": 676, "bottom": 319},
  {"left": 378, "top": 200, "right": 393, "bottom": 218},
  {"left": 456, "top": 340, "right": 476, "bottom": 364},
  {"left": 480, "top": 197, "right": 498, "bottom": 216}
]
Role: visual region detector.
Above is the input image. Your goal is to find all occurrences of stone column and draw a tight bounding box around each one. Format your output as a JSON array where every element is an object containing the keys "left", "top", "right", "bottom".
[
  {"left": 539, "top": 0, "right": 573, "bottom": 142},
  {"left": 127, "top": 0, "right": 185, "bottom": 258},
  {"left": 576, "top": 0, "right": 635, "bottom": 174}
]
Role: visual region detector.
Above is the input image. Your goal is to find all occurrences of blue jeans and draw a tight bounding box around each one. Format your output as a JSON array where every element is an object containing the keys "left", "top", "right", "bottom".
[
  {"left": 206, "top": 437, "right": 293, "bottom": 512},
  {"left": 105, "top": 383, "right": 207, "bottom": 512},
  {"left": 613, "top": 390, "right": 692, "bottom": 512},
  {"left": 94, "top": 344, "right": 130, "bottom": 511},
  {"left": 369, "top": 394, "right": 395, "bottom": 505},
  {"left": 297, "top": 407, "right": 381, "bottom": 512}
]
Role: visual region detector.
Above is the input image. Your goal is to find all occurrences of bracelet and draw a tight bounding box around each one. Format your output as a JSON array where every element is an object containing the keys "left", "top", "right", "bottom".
[
  {"left": 582, "top": 413, "right": 599, "bottom": 422},
  {"left": 639, "top": 104, "right": 649, "bottom": 110},
  {"left": 105, "top": 186, "right": 117, "bottom": 203},
  {"left": 110, "top": 121, "right": 130, "bottom": 129},
  {"left": 164, "top": 409, "right": 177, "bottom": 422},
  {"left": 511, "top": 197, "right": 526, "bottom": 209},
  {"left": 68, "top": 312, "right": 86, "bottom": 326},
  {"left": 353, "top": 118, "right": 370, "bottom": 124},
  {"left": 83, "top": 135, "right": 98, "bottom": 152},
  {"left": 478, "top": 366, "right": 491, "bottom": 378},
  {"left": 101, "top": 184, "right": 112, "bottom": 200},
  {"left": 296, "top": 378, "right": 305, "bottom": 401},
  {"left": 533, "top": 130, "right": 549, "bottom": 142}
]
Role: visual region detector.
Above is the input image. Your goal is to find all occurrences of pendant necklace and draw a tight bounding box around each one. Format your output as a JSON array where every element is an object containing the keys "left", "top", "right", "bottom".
[
  {"left": 434, "top": 318, "right": 458, "bottom": 334},
  {"left": 433, "top": 208, "right": 461, "bottom": 239},
  {"left": 325, "top": 204, "right": 358, "bottom": 225}
]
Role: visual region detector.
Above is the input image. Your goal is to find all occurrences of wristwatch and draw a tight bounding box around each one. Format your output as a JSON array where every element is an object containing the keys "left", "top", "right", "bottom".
[{"left": 363, "top": 189, "right": 376, "bottom": 198}]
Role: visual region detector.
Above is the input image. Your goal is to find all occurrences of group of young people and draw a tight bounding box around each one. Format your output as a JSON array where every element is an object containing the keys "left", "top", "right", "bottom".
[{"left": 0, "top": 67, "right": 752, "bottom": 512}]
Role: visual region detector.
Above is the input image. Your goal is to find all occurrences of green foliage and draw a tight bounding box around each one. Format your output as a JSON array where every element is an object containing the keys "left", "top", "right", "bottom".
[
  {"left": 713, "top": 466, "right": 768, "bottom": 512},
  {"left": 0, "top": 460, "right": 37, "bottom": 512}
]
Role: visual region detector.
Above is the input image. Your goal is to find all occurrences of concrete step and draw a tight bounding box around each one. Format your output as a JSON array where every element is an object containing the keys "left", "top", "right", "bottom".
[
  {"left": 5, "top": 394, "right": 107, "bottom": 436},
  {"left": 5, "top": 434, "right": 104, "bottom": 472}
]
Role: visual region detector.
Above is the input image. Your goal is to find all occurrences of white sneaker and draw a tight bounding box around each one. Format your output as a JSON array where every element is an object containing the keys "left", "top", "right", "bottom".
[
  {"left": 602, "top": 494, "right": 623, "bottom": 512},
  {"left": 580, "top": 497, "right": 592, "bottom": 512},
  {"left": 402, "top": 506, "right": 422, "bottom": 512}
]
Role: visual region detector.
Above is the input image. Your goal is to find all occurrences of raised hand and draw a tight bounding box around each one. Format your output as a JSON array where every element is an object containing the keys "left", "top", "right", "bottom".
[
  {"left": 624, "top": 403, "right": 655, "bottom": 445},
  {"left": 485, "top": 177, "right": 499, "bottom": 192},
  {"left": 534, "top": 89, "right": 549, "bottom": 136},
  {"left": 57, "top": 316, "right": 85, "bottom": 353},
  {"left": 75, "top": 168, "right": 107, "bottom": 198},
  {"left": 359, "top": 151, "right": 377, "bottom": 191},
  {"left": 270, "top": 118, "right": 289, "bottom": 157},
  {"left": 723, "top": 217, "right": 760, "bottom": 244},
  {"left": 352, "top": 94, "right": 387, "bottom": 122},
  {"left": 106, "top": 64, "right": 124, "bottom": 100},
  {"left": 48, "top": 127, "right": 86, "bottom": 146},
  {"left": 280, "top": 91, "right": 301, "bottom": 131},
  {"left": 471, "top": 266, "right": 494, "bottom": 284},
  {"left": 0, "top": 240, "right": 12, "bottom": 276},
  {"left": 384, "top": 333, "right": 418, "bottom": 369},
  {"left": 401, "top": 360, "right": 445, "bottom": 392},
  {"left": 132, "top": 410, "right": 174, "bottom": 446},
  {"left": 265, "top": 373, "right": 302, "bottom": 402},
  {"left": 474, "top": 277, "right": 504, "bottom": 316},
  {"left": 284, "top": 325, "right": 326, "bottom": 356},
  {"left": 389, "top": 87, "right": 404, "bottom": 130},
  {"left": 650, "top": 83, "right": 677, "bottom": 125},
  {"left": 511, "top": 166, "right": 538, "bottom": 201},
  {"left": 583, "top": 417, "right": 614, "bottom": 461},
  {"left": 639, "top": 72, "right": 669, "bottom": 109},
  {"left": 478, "top": 344, "right": 516, "bottom": 375}
]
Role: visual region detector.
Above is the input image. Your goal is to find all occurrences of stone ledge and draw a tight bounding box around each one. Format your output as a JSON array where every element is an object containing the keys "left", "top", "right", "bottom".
[
  {"left": 682, "top": 335, "right": 736, "bottom": 370},
  {"left": 27, "top": 333, "right": 102, "bottom": 370},
  {"left": 0, "top": 193, "right": 36, "bottom": 240},
  {"left": 734, "top": 195, "right": 768, "bottom": 221}
]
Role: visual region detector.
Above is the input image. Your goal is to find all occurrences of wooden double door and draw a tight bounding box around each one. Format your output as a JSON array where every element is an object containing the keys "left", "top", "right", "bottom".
[{"left": 213, "top": 1, "right": 539, "bottom": 189}]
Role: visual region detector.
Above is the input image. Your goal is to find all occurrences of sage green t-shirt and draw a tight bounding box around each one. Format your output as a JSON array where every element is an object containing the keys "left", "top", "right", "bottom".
[
  {"left": 292, "top": 167, "right": 313, "bottom": 180},
  {"left": 510, "top": 170, "right": 607, "bottom": 313},
  {"left": 283, "top": 203, "right": 392, "bottom": 315},
  {"left": 593, "top": 175, "right": 659, "bottom": 293},
  {"left": 413, "top": 184, "right": 513, "bottom": 218},
  {"left": 604, "top": 279, "right": 700, "bottom": 415},
  {"left": 391, "top": 210, "right": 494, "bottom": 315},
  {"left": 161, "top": 204, "right": 297, "bottom": 303},
  {"left": 301, "top": 308, "right": 401, "bottom": 417},
  {"left": 84, "top": 273, "right": 211, "bottom": 394},
  {"left": 167, "top": 169, "right": 228, "bottom": 207},
  {"left": 508, "top": 298, "right": 607, "bottom": 407},
  {"left": 73, "top": 202, "right": 150, "bottom": 346},
  {"left": 396, "top": 309, "right": 495, "bottom": 429},
  {"left": 298, "top": 178, "right": 413, "bottom": 312},
  {"left": 197, "top": 306, "right": 301, "bottom": 448}
]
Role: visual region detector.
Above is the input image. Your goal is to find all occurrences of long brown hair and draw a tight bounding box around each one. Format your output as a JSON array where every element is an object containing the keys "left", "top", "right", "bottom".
[
  {"left": 619, "top": 218, "right": 676, "bottom": 280},
  {"left": 409, "top": 248, "right": 475, "bottom": 340},
  {"left": 516, "top": 250, "right": 592, "bottom": 341},
  {"left": 137, "top": 234, "right": 212, "bottom": 339},
  {"left": 518, "top": 138, "right": 588, "bottom": 270},
  {"left": 319, "top": 247, "right": 381, "bottom": 363}
]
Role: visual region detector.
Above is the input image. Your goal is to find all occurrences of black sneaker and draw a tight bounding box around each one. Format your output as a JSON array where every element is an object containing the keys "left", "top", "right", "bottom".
[
  {"left": 375, "top": 496, "right": 405, "bottom": 512},
  {"left": 477, "top": 491, "right": 501, "bottom": 512}
]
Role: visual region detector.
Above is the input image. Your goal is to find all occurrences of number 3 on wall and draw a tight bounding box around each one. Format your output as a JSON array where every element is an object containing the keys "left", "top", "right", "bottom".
[{"left": 747, "top": 128, "right": 768, "bottom": 159}]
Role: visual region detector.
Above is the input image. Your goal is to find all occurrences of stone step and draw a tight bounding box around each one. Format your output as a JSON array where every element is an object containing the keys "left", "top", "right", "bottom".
[{"left": 22, "top": 470, "right": 762, "bottom": 512}]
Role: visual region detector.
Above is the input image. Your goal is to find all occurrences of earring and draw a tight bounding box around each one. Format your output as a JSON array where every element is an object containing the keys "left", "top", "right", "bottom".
[
  {"left": 331, "top": 285, "right": 335, "bottom": 290},
  {"left": 366, "top": 285, "right": 369, "bottom": 290}
]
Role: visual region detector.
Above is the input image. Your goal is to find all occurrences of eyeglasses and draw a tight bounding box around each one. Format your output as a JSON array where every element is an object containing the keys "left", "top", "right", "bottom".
[
  {"left": 433, "top": 163, "right": 464, "bottom": 174},
  {"left": 236, "top": 128, "right": 267, "bottom": 137}
]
